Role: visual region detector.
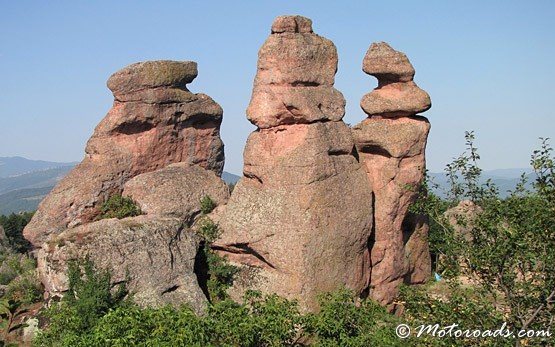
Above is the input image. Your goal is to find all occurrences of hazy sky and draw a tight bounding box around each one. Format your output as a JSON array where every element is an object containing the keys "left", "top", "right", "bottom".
[{"left": 1, "top": 1, "right": 554, "bottom": 174}]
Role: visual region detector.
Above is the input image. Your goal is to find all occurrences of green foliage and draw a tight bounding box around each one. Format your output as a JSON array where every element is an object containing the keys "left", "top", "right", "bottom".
[
  {"left": 205, "top": 248, "right": 239, "bottom": 303},
  {"left": 413, "top": 133, "right": 555, "bottom": 345},
  {"left": 34, "top": 259, "right": 128, "bottom": 346},
  {"left": 0, "top": 298, "right": 28, "bottom": 343},
  {"left": 400, "top": 282, "right": 507, "bottom": 346},
  {"left": 97, "top": 194, "right": 141, "bottom": 220},
  {"left": 0, "top": 254, "right": 41, "bottom": 305},
  {"left": 195, "top": 215, "right": 238, "bottom": 302},
  {"left": 0, "top": 212, "right": 33, "bottom": 253},
  {"left": 200, "top": 195, "right": 217, "bottom": 215},
  {"left": 35, "top": 286, "right": 409, "bottom": 347},
  {"left": 197, "top": 217, "right": 221, "bottom": 243},
  {"left": 304, "top": 289, "right": 404, "bottom": 346}
]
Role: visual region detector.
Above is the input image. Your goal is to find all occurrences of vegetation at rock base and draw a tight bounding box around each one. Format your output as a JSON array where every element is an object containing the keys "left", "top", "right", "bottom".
[
  {"left": 411, "top": 132, "right": 555, "bottom": 346},
  {"left": 0, "top": 212, "right": 42, "bottom": 345},
  {"left": 96, "top": 194, "right": 141, "bottom": 220},
  {"left": 0, "top": 133, "right": 550, "bottom": 347},
  {"left": 196, "top": 196, "right": 239, "bottom": 303},
  {"left": 33, "top": 259, "right": 128, "bottom": 346}
]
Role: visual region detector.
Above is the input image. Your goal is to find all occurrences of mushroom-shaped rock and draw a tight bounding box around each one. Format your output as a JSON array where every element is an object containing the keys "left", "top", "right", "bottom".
[
  {"left": 24, "top": 60, "right": 225, "bottom": 247},
  {"left": 353, "top": 42, "right": 432, "bottom": 306}
]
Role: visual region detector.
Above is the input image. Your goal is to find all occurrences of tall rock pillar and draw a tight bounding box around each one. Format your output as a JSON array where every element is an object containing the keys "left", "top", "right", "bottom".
[
  {"left": 352, "top": 42, "right": 432, "bottom": 306},
  {"left": 217, "top": 16, "right": 373, "bottom": 311}
]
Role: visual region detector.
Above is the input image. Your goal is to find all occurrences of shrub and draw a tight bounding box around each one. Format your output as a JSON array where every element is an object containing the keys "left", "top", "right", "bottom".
[
  {"left": 0, "top": 254, "right": 41, "bottom": 305},
  {"left": 34, "top": 259, "right": 128, "bottom": 346},
  {"left": 413, "top": 133, "right": 555, "bottom": 346},
  {"left": 304, "top": 289, "right": 405, "bottom": 346},
  {"left": 200, "top": 195, "right": 216, "bottom": 215},
  {"left": 97, "top": 194, "right": 141, "bottom": 220}
]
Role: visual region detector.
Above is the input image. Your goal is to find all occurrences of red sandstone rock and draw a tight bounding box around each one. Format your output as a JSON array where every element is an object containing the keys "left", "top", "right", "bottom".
[
  {"left": 363, "top": 42, "right": 415, "bottom": 83},
  {"left": 24, "top": 60, "right": 224, "bottom": 247},
  {"left": 403, "top": 213, "right": 432, "bottom": 284},
  {"left": 246, "top": 17, "right": 344, "bottom": 129},
  {"left": 353, "top": 42, "right": 432, "bottom": 306},
  {"left": 360, "top": 81, "right": 431, "bottom": 117},
  {"left": 217, "top": 16, "right": 373, "bottom": 311}
]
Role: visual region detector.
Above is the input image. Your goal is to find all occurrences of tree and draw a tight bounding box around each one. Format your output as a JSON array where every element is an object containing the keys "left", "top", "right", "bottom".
[
  {"left": 413, "top": 133, "right": 555, "bottom": 346},
  {"left": 0, "top": 212, "right": 33, "bottom": 253}
]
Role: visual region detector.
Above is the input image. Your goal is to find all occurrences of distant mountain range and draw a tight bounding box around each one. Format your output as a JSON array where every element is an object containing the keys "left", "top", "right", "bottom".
[
  {"left": 428, "top": 168, "right": 535, "bottom": 198},
  {"left": 0, "top": 156, "right": 242, "bottom": 215},
  {"left": 0, "top": 156, "right": 535, "bottom": 215}
]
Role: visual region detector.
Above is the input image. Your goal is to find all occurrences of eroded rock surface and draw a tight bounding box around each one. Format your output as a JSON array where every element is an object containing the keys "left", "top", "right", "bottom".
[
  {"left": 217, "top": 16, "right": 373, "bottom": 311},
  {"left": 123, "top": 163, "right": 229, "bottom": 222},
  {"left": 353, "top": 42, "right": 432, "bottom": 306},
  {"left": 24, "top": 60, "right": 224, "bottom": 247},
  {"left": 25, "top": 61, "right": 228, "bottom": 313},
  {"left": 37, "top": 216, "right": 207, "bottom": 314}
]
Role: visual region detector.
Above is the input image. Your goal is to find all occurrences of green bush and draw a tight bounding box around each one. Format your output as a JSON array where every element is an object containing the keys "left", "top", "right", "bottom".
[
  {"left": 35, "top": 259, "right": 128, "bottom": 346},
  {"left": 200, "top": 195, "right": 217, "bottom": 215},
  {"left": 412, "top": 133, "right": 555, "bottom": 346},
  {"left": 97, "top": 194, "right": 141, "bottom": 220},
  {"left": 399, "top": 282, "right": 506, "bottom": 346},
  {"left": 0, "top": 254, "right": 41, "bottom": 305},
  {"left": 304, "top": 289, "right": 405, "bottom": 346}
]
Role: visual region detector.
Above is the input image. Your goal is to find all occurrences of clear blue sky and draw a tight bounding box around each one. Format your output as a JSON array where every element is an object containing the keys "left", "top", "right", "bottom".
[{"left": 1, "top": 1, "right": 554, "bottom": 174}]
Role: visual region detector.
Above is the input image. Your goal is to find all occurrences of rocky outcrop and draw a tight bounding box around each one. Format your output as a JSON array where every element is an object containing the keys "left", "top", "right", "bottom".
[
  {"left": 216, "top": 16, "right": 373, "bottom": 311},
  {"left": 36, "top": 163, "right": 230, "bottom": 312},
  {"left": 24, "top": 61, "right": 224, "bottom": 247},
  {"left": 122, "top": 163, "right": 229, "bottom": 222},
  {"left": 403, "top": 213, "right": 432, "bottom": 284},
  {"left": 352, "top": 42, "right": 431, "bottom": 305},
  {"left": 25, "top": 61, "right": 229, "bottom": 313},
  {"left": 37, "top": 216, "right": 207, "bottom": 313}
]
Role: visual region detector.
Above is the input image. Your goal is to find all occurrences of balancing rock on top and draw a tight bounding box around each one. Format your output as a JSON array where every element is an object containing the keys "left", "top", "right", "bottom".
[{"left": 24, "top": 60, "right": 225, "bottom": 247}]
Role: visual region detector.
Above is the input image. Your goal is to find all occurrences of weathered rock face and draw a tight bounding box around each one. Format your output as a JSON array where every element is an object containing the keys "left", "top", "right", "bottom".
[
  {"left": 24, "top": 61, "right": 224, "bottom": 247},
  {"left": 352, "top": 42, "right": 431, "bottom": 306},
  {"left": 36, "top": 164, "right": 230, "bottom": 312},
  {"left": 246, "top": 16, "right": 345, "bottom": 129},
  {"left": 403, "top": 213, "right": 432, "bottom": 285},
  {"left": 216, "top": 16, "right": 373, "bottom": 311},
  {"left": 122, "top": 163, "right": 230, "bottom": 222},
  {"left": 37, "top": 216, "right": 207, "bottom": 314}
]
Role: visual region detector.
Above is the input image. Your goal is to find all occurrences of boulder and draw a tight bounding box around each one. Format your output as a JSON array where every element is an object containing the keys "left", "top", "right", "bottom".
[
  {"left": 360, "top": 81, "right": 431, "bottom": 117},
  {"left": 362, "top": 42, "right": 415, "bottom": 83},
  {"left": 24, "top": 60, "right": 225, "bottom": 247},
  {"left": 123, "top": 163, "right": 230, "bottom": 222},
  {"left": 217, "top": 16, "right": 373, "bottom": 311},
  {"left": 246, "top": 16, "right": 345, "bottom": 129},
  {"left": 37, "top": 216, "right": 207, "bottom": 314}
]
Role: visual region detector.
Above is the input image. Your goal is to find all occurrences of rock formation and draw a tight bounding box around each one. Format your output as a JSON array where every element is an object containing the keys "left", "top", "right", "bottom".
[
  {"left": 24, "top": 62, "right": 228, "bottom": 312},
  {"left": 216, "top": 16, "right": 373, "bottom": 311},
  {"left": 352, "top": 42, "right": 432, "bottom": 305},
  {"left": 24, "top": 61, "right": 224, "bottom": 247}
]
